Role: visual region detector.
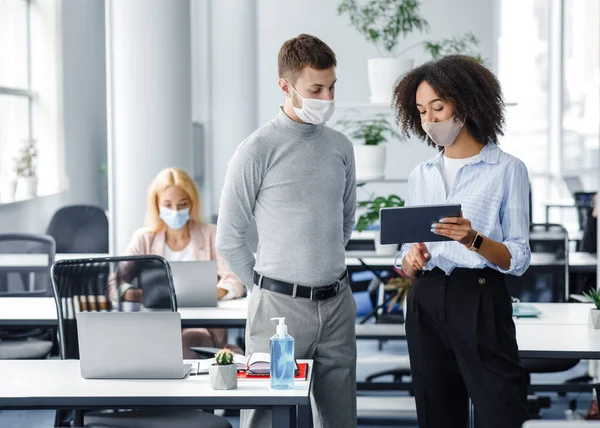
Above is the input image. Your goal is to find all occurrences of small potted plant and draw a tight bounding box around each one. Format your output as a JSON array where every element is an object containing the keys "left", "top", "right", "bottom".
[
  {"left": 583, "top": 289, "right": 600, "bottom": 329},
  {"left": 209, "top": 348, "right": 238, "bottom": 390},
  {"left": 13, "top": 139, "right": 38, "bottom": 200},
  {"left": 338, "top": 0, "right": 481, "bottom": 103},
  {"left": 357, "top": 194, "right": 404, "bottom": 255},
  {"left": 336, "top": 113, "right": 401, "bottom": 181}
]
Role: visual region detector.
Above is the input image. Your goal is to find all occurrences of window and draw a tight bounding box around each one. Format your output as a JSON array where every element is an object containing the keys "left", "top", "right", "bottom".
[
  {"left": 498, "top": 0, "right": 599, "bottom": 230},
  {"left": 562, "top": 0, "right": 600, "bottom": 189},
  {"left": 0, "top": 0, "right": 65, "bottom": 203}
]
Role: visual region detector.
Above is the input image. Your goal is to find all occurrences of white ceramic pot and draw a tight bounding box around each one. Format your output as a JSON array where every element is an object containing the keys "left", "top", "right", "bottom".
[
  {"left": 0, "top": 178, "right": 17, "bottom": 203},
  {"left": 589, "top": 309, "right": 600, "bottom": 329},
  {"left": 367, "top": 58, "right": 415, "bottom": 104},
  {"left": 353, "top": 144, "right": 386, "bottom": 182},
  {"left": 375, "top": 230, "right": 398, "bottom": 256},
  {"left": 16, "top": 176, "right": 38, "bottom": 200},
  {"left": 209, "top": 364, "right": 238, "bottom": 390}
]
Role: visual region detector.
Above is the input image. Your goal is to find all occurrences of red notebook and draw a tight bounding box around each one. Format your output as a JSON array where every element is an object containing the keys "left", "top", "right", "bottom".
[{"left": 237, "top": 362, "right": 309, "bottom": 381}]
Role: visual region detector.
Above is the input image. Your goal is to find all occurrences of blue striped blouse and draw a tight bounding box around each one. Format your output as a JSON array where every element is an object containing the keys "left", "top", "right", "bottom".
[{"left": 398, "top": 143, "right": 531, "bottom": 276}]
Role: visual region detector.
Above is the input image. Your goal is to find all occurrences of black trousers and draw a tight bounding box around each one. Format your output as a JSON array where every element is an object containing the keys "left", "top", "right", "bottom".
[{"left": 406, "top": 267, "right": 529, "bottom": 428}]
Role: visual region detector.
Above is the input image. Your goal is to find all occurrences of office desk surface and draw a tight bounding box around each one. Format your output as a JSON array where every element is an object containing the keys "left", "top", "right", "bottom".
[
  {"left": 0, "top": 297, "right": 249, "bottom": 329},
  {"left": 345, "top": 251, "right": 596, "bottom": 273},
  {"left": 179, "top": 298, "right": 248, "bottom": 327},
  {"left": 0, "top": 359, "right": 312, "bottom": 409},
  {"left": 517, "top": 323, "right": 600, "bottom": 359},
  {"left": 514, "top": 303, "right": 592, "bottom": 325}
]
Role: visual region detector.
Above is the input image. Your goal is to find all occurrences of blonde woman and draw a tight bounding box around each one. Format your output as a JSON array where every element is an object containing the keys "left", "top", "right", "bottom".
[{"left": 109, "top": 168, "right": 244, "bottom": 358}]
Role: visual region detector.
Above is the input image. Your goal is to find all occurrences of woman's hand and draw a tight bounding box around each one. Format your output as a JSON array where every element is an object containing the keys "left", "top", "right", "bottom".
[
  {"left": 405, "top": 242, "right": 431, "bottom": 272},
  {"left": 433, "top": 212, "right": 476, "bottom": 247}
]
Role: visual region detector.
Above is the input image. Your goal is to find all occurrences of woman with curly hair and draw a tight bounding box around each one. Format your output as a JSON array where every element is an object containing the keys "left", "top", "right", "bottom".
[{"left": 394, "top": 55, "right": 530, "bottom": 428}]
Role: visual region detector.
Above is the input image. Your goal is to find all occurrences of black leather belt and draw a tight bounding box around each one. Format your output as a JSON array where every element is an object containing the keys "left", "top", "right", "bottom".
[{"left": 253, "top": 271, "right": 348, "bottom": 301}]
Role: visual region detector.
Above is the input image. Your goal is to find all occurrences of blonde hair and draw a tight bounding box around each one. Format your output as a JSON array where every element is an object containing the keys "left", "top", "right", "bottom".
[{"left": 145, "top": 168, "right": 204, "bottom": 232}]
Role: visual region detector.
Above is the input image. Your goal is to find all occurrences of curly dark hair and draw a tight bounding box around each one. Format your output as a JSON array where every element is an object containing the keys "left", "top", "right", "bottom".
[{"left": 392, "top": 55, "right": 505, "bottom": 147}]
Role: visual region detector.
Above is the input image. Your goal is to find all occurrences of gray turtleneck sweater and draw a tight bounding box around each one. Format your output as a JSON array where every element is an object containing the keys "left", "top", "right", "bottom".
[{"left": 216, "top": 109, "right": 356, "bottom": 288}]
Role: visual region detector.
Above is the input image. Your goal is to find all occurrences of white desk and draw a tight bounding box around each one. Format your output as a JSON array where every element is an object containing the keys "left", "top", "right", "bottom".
[
  {"left": 514, "top": 303, "right": 592, "bottom": 325},
  {"left": 0, "top": 253, "right": 110, "bottom": 267},
  {"left": 179, "top": 298, "right": 248, "bottom": 328},
  {"left": 517, "top": 323, "right": 600, "bottom": 359},
  {"left": 0, "top": 359, "right": 313, "bottom": 428},
  {"left": 355, "top": 323, "right": 405, "bottom": 339},
  {"left": 0, "top": 297, "right": 249, "bottom": 329},
  {"left": 345, "top": 252, "right": 597, "bottom": 273}
]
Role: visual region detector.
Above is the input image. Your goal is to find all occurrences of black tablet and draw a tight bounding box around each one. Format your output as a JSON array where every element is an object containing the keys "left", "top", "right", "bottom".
[{"left": 379, "top": 204, "right": 462, "bottom": 245}]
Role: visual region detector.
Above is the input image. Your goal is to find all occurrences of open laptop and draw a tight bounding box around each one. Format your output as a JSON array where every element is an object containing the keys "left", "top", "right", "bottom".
[
  {"left": 76, "top": 312, "right": 192, "bottom": 379},
  {"left": 169, "top": 261, "right": 218, "bottom": 308}
]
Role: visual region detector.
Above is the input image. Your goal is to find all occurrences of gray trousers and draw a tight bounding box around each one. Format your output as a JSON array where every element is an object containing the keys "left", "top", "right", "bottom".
[{"left": 240, "top": 275, "right": 357, "bottom": 428}]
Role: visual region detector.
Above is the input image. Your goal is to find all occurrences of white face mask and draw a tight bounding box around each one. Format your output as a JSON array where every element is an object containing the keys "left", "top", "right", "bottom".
[
  {"left": 288, "top": 82, "right": 335, "bottom": 125},
  {"left": 422, "top": 116, "right": 464, "bottom": 147}
]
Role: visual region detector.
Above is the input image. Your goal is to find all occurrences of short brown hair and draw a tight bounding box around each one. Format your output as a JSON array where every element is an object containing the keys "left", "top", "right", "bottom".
[
  {"left": 393, "top": 55, "right": 505, "bottom": 147},
  {"left": 278, "top": 34, "right": 337, "bottom": 83}
]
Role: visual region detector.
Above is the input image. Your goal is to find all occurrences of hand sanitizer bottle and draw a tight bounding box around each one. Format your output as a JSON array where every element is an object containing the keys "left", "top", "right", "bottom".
[{"left": 270, "top": 317, "right": 294, "bottom": 390}]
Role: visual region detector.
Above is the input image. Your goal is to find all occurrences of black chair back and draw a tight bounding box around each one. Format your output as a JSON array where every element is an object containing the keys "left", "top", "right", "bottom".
[
  {"left": 50, "top": 255, "right": 176, "bottom": 359},
  {"left": 0, "top": 233, "right": 55, "bottom": 297},
  {"left": 46, "top": 205, "right": 109, "bottom": 253}
]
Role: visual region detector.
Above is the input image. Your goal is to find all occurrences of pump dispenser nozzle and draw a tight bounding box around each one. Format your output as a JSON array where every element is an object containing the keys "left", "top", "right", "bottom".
[{"left": 271, "top": 317, "right": 287, "bottom": 339}]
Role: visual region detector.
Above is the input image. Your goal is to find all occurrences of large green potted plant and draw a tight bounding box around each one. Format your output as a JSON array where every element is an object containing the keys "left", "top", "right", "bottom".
[
  {"left": 338, "top": 0, "right": 481, "bottom": 103},
  {"left": 336, "top": 113, "right": 401, "bottom": 181},
  {"left": 357, "top": 194, "right": 404, "bottom": 255}
]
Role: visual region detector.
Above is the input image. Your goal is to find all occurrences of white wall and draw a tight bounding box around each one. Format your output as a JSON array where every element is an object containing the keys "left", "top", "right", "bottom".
[
  {"left": 0, "top": 0, "right": 106, "bottom": 233},
  {"left": 196, "top": 0, "right": 496, "bottom": 214}
]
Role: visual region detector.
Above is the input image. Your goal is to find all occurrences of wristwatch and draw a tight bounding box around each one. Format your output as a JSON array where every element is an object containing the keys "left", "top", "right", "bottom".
[{"left": 467, "top": 231, "right": 483, "bottom": 251}]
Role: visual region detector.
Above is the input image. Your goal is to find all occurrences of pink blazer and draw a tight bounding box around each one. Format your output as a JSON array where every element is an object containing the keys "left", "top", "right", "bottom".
[{"left": 107, "top": 223, "right": 244, "bottom": 301}]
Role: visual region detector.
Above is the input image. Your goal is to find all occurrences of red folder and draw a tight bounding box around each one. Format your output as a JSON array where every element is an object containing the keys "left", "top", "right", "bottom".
[{"left": 237, "top": 362, "right": 309, "bottom": 381}]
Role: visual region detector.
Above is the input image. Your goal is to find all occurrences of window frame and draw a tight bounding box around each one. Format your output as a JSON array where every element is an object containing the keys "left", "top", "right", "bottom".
[{"left": 0, "top": 0, "right": 37, "bottom": 143}]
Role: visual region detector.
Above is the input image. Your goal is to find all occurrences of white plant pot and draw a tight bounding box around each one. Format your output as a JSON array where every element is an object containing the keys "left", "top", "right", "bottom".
[
  {"left": 16, "top": 176, "right": 38, "bottom": 200},
  {"left": 375, "top": 230, "right": 398, "bottom": 256},
  {"left": 368, "top": 58, "right": 415, "bottom": 104},
  {"left": 209, "top": 364, "right": 238, "bottom": 390},
  {"left": 0, "top": 178, "right": 17, "bottom": 203},
  {"left": 353, "top": 144, "right": 386, "bottom": 182},
  {"left": 589, "top": 309, "right": 600, "bottom": 329}
]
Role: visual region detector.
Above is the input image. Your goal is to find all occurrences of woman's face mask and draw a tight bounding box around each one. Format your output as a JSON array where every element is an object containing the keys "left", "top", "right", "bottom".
[
  {"left": 288, "top": 81, "right": 336, "bottom": 125},
  {"left": 422, "top": 116, "right": 464, "bottom": 147},
  {"left": 159, "top": 206, "right": 190, "bottom": 230}
]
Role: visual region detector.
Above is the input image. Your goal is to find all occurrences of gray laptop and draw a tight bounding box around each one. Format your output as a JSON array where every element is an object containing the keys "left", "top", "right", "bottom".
[
  {"left": 76, "top": 312, "right": 191, "bottom": 379},
  {"left": 170, "top": 261, "right": 218, "bottom": 308}
]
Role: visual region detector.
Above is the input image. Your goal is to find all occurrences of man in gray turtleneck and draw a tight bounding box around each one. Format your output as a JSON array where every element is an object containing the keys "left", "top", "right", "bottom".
[{"left": 216, "top": 34, "right": 357, "bottom": 428}]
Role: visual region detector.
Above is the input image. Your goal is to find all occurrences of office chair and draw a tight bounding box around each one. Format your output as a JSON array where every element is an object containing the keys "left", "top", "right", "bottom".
[
  {"left": 50, "top": 255, "right": 231, "bottom": 428},
  {"left": 0, "top": 233, "right": 55, "bottom": 360},
  {"left": 46, "top": 205, "right": 109, "bottom": 253}
]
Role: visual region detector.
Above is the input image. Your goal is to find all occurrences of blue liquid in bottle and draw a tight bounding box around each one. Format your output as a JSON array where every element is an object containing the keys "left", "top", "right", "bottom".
[{"left": 270, "top": 318, "right": 295, "bottom": 390}]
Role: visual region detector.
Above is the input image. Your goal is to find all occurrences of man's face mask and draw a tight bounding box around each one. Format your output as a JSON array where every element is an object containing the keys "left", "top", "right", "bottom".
[
  {"left": 422, "top": 116, "right": 464, "bottom": 147},
  {"left": 287, "top": 81, "right": 336, "bottom": 125}
]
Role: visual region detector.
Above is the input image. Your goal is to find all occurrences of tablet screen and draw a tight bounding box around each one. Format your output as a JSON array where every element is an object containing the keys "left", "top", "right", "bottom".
[{"left": 379, "top": 204, "right": 462, "bottom": 245}]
